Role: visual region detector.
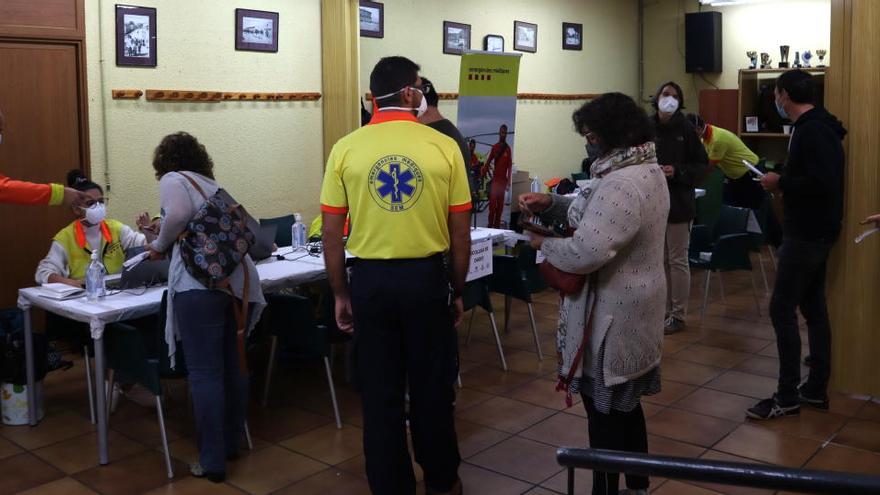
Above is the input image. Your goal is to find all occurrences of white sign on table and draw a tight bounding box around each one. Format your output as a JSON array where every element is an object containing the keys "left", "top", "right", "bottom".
[{"left": 466, "top": 239, "right": 493, "bottom": 282}]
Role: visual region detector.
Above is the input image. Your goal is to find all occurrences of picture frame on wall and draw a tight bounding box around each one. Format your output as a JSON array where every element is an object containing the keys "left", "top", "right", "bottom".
[
  {"left": 359, "top": 1, "right": 384, "bottom": 39},
  {"left": 115, "top": 4, "right": 157, "bottom": 67},
  {"left": 483, "top": 34, "right": 504, "bottom": 53},
  {"left": 443, "top": 21, "right": 471, "bottom": 55},
  {"left": 562, "top": 22, "right": 583, "bottom": 50},
  {"left": 235, "top": 9, "right": 279, "bottom": 52},
  {"left": 514, "top": 20, "right": 537, "bottom": 53}
]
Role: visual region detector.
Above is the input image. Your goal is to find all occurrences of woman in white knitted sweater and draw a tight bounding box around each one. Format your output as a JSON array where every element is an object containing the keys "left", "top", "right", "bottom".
[{"left": 520, "top": 93, "right": 670, "bottom": 495}]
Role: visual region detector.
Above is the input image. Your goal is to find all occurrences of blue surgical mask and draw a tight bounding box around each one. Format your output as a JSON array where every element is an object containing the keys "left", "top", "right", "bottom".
[
  {"left": 775, "top": 99, "right": 789, "bottom": 120},
  {"left": 586, "top": 142, "right": 606, "bottom": 159}
]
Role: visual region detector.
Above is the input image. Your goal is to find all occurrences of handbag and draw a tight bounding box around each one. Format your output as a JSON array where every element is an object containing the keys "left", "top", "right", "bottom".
[{"left": 539, "top": 261, "right": 586, "bottom": 295}]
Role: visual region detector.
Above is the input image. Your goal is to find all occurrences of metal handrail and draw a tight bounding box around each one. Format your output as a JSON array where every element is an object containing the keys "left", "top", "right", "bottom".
[{"left": 557, "top": 448, "right": 880, "bottom": 494}]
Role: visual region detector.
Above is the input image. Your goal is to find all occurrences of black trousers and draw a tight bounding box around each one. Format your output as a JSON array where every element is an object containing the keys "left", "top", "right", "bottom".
[
  {"left": 769, "top": 237, "right": 834, "bottom": 403},
  {"left": 350, "top": 257, "right": 460, "bottom": 495},
  {"left": 581, "top": 396, "right": 649, "bottom": 495},
  {"left": 722, "top": 174, "right": 765, "bottom": 210}
]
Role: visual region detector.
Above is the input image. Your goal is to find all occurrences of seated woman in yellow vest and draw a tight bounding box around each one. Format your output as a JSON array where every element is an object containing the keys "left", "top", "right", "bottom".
[{"left": 36, "top": 171, "right": 148, "bottom": 287}]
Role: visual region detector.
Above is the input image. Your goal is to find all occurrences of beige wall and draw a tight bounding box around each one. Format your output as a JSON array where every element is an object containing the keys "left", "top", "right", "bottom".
[
  {"left": 360, "top": 0, "right": 640, "bottom": 182},
  {"left": 85, "top": 0, "right": 324, "bottom": 227},
  {"left": 643, "top": 0, "right": 831, "bottom": 111}
]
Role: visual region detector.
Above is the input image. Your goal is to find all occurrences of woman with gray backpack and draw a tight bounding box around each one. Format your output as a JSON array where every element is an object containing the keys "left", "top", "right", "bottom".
[{"left": 147, "top": 132, "right": 265, "bottom": 482}]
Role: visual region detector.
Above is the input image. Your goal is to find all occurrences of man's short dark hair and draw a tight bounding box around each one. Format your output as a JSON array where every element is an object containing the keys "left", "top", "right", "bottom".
[
  {"left": 572, "top": 92, "right": 654, "bottom": 151},
  {"left": 775, "top": 70, "right": 814, "bottom": 104},
  {"left": 686, "top": 113, "right": 705, "bottom": 130},
  {"left": 370, "top": 56, "right": 420, "bottom": 108},
  {"left": 500, "top": 124, "right": 508, "bottom": 131},
  {"left": 420, "top": 76, "right": 438, "bottom": 107}
]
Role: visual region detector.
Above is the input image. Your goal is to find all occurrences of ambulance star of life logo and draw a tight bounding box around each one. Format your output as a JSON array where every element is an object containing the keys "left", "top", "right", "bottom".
[{"left": 368, "top": 155, "right": 424, "bottom": 212}]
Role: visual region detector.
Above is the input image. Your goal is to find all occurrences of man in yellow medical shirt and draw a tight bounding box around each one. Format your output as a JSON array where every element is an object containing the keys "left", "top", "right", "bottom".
[
  {"left": 688, "top": 113, "right": 764, "bottom": 209},
  {"left": 320, "top": 56, "right": 471, "bottom": 495}
]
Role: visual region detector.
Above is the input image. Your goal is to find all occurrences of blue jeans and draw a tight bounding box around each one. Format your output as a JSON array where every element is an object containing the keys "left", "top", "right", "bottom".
[
  {"left": 175, "top": 290, "right": 248, "bottom": 473},
  {"left": 769, "top": 237, "right": 834, "bottom": 403}
]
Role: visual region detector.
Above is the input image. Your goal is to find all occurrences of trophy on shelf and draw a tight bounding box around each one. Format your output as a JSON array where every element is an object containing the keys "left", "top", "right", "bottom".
[
  {"left": 802, "top": 50, "right": 813, "bottom": 68},
  {"left": 747, "top": 51, "right": 758, "bottom": 69},
  {"left": 760, "top": 52, "right": 772, "bottom": 69},
  {"left": 793, "top": 51, "right": 802, "bottom": 68},
  {"left": 779, "top": 45, "right": 790, "bottom": 68},
  {"left": 816, "top": 49, "right": 827, "bottom": 67}
]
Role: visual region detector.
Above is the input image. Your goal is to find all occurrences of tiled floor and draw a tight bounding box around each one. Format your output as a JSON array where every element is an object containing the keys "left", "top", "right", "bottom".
[{"left": 3, "top": 267, "right": 880, "bottom": 494}]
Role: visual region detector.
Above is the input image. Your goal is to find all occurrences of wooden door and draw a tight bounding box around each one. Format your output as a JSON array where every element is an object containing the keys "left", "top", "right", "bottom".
[{"left": 0, "top": 41, "right": 88, "bottom": 306}]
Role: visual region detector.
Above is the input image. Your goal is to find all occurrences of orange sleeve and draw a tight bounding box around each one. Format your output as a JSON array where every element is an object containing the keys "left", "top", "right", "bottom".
[{"left": 0, "top": 173, "right": 56, "bottom": 205}]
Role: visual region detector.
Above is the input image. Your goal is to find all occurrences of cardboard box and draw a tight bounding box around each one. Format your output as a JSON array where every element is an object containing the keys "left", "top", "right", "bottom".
[{"left": 510, "top": 169, "right": 530, "bottom": 213}]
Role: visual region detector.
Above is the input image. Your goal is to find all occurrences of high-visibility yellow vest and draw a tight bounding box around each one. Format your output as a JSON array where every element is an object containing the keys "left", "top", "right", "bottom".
[{"left": 53, "top": 219, "right": 126, "bottom": 279}]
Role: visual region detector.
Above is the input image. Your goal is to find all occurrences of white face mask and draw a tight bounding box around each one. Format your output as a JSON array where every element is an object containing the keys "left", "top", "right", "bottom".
[
  {"left": 81, "top": 202, "right": 107, "bottom": 225},
  {"left": 658, "top": 95, "right": 680, "bottom": 114},
  {"left": 375, "top": 86, "right": 428, "bottom": 118}
]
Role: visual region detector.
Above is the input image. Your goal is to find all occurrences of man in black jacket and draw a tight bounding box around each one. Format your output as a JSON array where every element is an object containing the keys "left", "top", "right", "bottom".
[
  {"left": 653, "top": 82, "right": 709, "bottom": 335},
  {"left": 748, "top": 70, "right": 846, "bottom": 420}
]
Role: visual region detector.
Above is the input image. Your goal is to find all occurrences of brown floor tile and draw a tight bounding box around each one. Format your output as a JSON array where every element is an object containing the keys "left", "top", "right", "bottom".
[
  {"left": 142, "top": 476, "right": 247, "bottom": 494},
  {"left": 454, "top": 387, "right": 495, "bottom": 411},
  {"left": 674, "top": 344, "right": 751, "bottom": 369},
  {"left": 524, "top": 487, "right": 563, "bottom": 495},
  {"left": 280, "top": 423, "right": 363, "bottom": 465},
  {"left": 519, "top": 412, "right": 588, "bottom": 449},
  {"left": 704, "top": 371, "right": 777, "bottom": 400},
  {"left": 825, "top": 391, "right": 870, "bottom": 417},
  {"left": 648, "top": 434, "right": 707, "bottom": 458},
  {"left": 503, "top": 377, "right": 580, "bottom": 411},
  {"left": 0, "top": 435, "right": 22, "bottom": 460},
  {"left": 225, "top": 445, "right": 326, "bottom": 494},
  {"left": 749, "top": 407, "right": 847, "bottom": 442},
  {"left": 661, "top": 358, "right": 725, "bottom": 386},
  {"left": 647, "top": 408, "right": 737, "bottom": 447},
  {"left": 247, "top": 406, "right": 331, "bottom": 442},
  {"left": 110, "top": 415, "right": 186, "bottom": 448},
  {"left": 693, "top": 451, "right": 774, "bottom": 495},
  {"left": 457, "top": 396, "right": 555, "bottom": 434},
  {"left": 661, "top": 337, "right": 692, "bottom": 356},
  {"left": 460, "top": 341, "right": 511, "bottom": 366},
  {"left": 698, "top": 332, "right": 772, "bottom": 354},
  {"left": 32, "top": 430, "right": 148, "bottom": 474},
  {"left": 493, "top": 350, "right": 557, "bottom": 377},
  {"left": 456, "top": 462, "right": 533, "bottom": 494},
  {"left": 757, "top": 342, "right": 778, "bottom": 358},
  {"left": 468, "top": 436, "right": 562, "bottom": 484},
  {"left": 714, "top": 424, "right": 820, "bottom": 467},
  {"left": 540, "top": 466, "right": 592, "bottom": 494},
  {"left": 14, "top": 476, "right": 98, "bottom": 495},
  {"left": 459, "top": 366, "right": 537, "bottom": 396},
  {"left": 831, "top": 418, "right": 880, "bottom": 453},
  {"left": 0, "top": 453, "right": 64, "bottom": 494},
  {"left": 455, "top": 419, "right": 510, "bottom": 459},
  {"left": 273, "top": 468, "right": 371, "bottom": 495},
  {"left": 804, "top": 443, "right": 880, "bottom": 476},
  {"left": 652, "top": 479, "right": 722, "bottom": 494},
  {"left": 856, "top": 400, "right": 880, "bottom": 422},
  {"left": 733, "top": 355, "right": 779, "bottom": 378},
  {"left": 163, "top": 436, "right": 199, "bottom": 465},
  {"left": 643, "top": 380, "right": 698, "bottom": 406},
  {"left": 0, "top": 411, "right": 94, "bottom": 450},
  {"left": 336, "top": 452, "right": 425, "bottom": 483},
  {"left": 673, "top": 388, "right": 757, "bottom": 422},
  {"left": 74, "top": 450, "right": 187, "bottom": 495}
]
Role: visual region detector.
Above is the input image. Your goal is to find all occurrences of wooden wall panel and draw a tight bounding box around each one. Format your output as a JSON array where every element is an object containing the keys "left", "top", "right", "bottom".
[
  {"left": 321, "top": 0, "right": 361, "bottom": 163},
  {"left": 698, "top": 89, "right": 739, "bottom": 133},
  {"left": 827, "top": 0, "right": 880, "bottom": 397},
  {"left": 0, "top": 0, "right": 84, "bottom": 40}
]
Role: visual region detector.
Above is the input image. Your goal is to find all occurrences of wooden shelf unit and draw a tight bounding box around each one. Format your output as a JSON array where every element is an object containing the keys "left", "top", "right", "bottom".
[{"left": 737, "top": 67, "right": 827, "bottom": 137}]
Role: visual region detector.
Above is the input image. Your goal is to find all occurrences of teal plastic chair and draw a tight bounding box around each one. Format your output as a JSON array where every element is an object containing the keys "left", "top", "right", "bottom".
[
  {"left": 261, "top": 293, "right": 349, "bottom": 428},
  {"left": 462, "top": 279, "right": 507, "bottom": 371},
  {"left": 487, "top": 245, "right": 547, "bottom": 360},
  {"left": 688, "top": 233, "right": 762, "bottom": 322},
  {"left": 713, "top": 205, "right": 750, "bottom": 240},
  {"left": 259, "top": 214, "right": 295, "bottom": 247},
  {"left": 105, "top": 291, "right": 253, "bottom": 478},
  {"left": 571, "top": 172, "right": 589, "bottom": 182}
]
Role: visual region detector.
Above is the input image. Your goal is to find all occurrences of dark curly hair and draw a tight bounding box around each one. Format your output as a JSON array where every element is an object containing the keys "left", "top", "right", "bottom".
[
  {"left": 572, "top": 93, "right": 654, "bottom": 151},
  {"left": 152, "top": 132, "right": 215, "bottom": 180}
]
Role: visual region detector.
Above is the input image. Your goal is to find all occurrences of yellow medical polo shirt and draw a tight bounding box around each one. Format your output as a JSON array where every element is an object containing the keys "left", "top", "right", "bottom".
[
  {"left": 320, "top": 111, "right": 472, "bottom": 260},
  {"left": 703, "top": 125, "right": 759, "bottom": 180}
]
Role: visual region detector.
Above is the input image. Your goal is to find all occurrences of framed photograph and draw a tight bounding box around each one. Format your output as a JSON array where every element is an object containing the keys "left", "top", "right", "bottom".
[
  {"left": 483, "top": 34, "right": 504, "bottom": 53},
  {"left": 115, "top": 4, "right": 157, "bottom": 67},
  {"left": 359, "top": 1, "right": 384, "bottom": 39},
  {"left": 745, "top": 116, "right": 759, "bottom": 133},
  {"left": 514, "top": 20, "right": 537, "bottom": 53},
  {"left": 443, "top": 21, "right": 471, "bottom": 55},
  {"left": 562, "top": 22, "right": 583, "bottom": 51},
  {"left": 235, "top": 9, "right": 278, "bottom": 52}
]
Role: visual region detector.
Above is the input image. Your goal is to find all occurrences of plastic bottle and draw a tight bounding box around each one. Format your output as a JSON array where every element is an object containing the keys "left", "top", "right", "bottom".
[
  {"left": 85, "top": 251, "right": 106, "bottom": 301},
  {"left": 292, "top": 213, "right": 307, "bottom": 248},
  {"left": 530, "top": 176, "right": 541, "bottom": 193}
]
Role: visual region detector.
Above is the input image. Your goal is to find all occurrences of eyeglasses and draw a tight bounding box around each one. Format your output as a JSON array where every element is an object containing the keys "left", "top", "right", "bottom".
[
  {"left": 83, "top": 198, "right": 108, "bottom": 208},
  {"left": 582, "top": 131, "right": 598, "bottom": 142},
  {"left": 412, "top": 83, "right": 431, "bottom": 94}
]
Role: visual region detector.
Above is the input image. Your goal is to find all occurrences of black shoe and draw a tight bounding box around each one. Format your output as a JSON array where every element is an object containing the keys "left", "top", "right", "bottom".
[
  {"left": 798, "top": 384, "right": 830, "bottom": 410},
  {"left": 190, "top": 462, "right": 226, "bottom": 483},
  {"left": 747, "top": 395, "right": 800, "bottom": 420},
  {"left": 664, "top": 317, "right": 685, "bottom": 335}
]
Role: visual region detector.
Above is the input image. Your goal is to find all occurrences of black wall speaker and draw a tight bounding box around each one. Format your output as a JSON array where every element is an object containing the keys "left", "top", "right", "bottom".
[{"left": 685, "top": 11, "right": 722, "bottom": 73}]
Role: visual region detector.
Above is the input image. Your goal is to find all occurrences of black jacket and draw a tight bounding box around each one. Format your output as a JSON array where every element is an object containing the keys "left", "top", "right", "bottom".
[
  {"left": 779, "top": 107, "right": 846, "bottom": 242},
  {"left": 653, "top": 112, "right": 709, "bottom": 223}
]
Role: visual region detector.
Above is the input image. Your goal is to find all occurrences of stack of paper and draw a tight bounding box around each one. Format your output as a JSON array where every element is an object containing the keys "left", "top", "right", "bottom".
[{"left": 38, "top": 283, "right": 85, "bottom": 300}]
